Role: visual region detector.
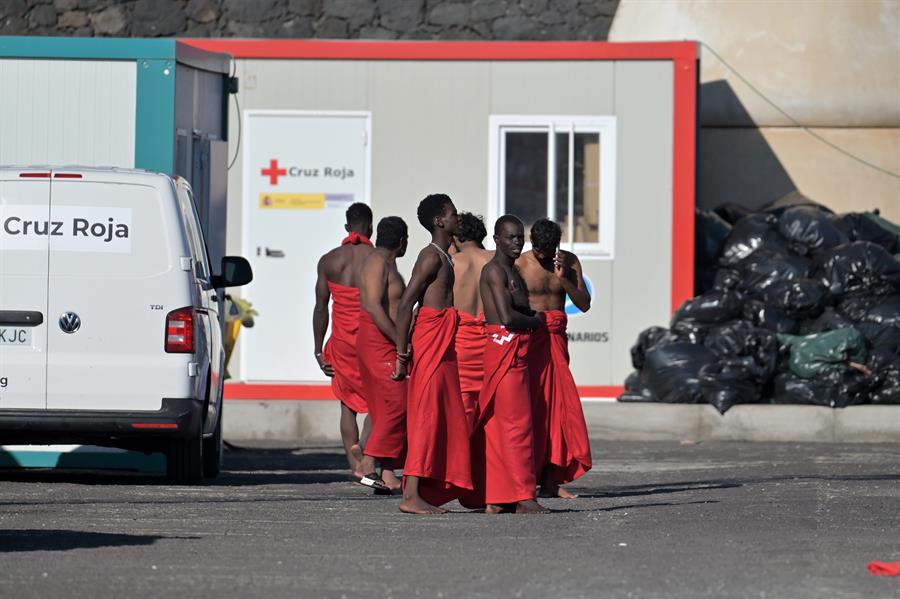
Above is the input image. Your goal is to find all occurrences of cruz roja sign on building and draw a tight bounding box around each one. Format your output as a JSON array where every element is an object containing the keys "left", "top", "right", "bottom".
[{"left": 241, "top": 111, "right": 372, "bottom": 382}]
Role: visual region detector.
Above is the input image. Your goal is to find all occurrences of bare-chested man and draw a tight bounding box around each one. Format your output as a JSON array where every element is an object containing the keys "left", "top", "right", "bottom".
[
  {"left": 516, "top": 217, "right": 593, "bottom": 499},
  {"left": 393, "top": 194, "right": 473, "bottom": 515},
  {"left": 461, "top": 215, "right": 548, "bottom": 514},
  {"left": 356, "top": 217, "right": 409, "bottom": 493},
  {"left": 452, "top": 212, "right": 493, "bottom": 430},
  {"left": 313, "top": 203, "right": 374, "bottom": 479}
]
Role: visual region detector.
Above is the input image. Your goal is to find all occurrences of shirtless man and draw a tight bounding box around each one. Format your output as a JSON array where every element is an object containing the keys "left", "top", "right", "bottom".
[
  {"left": 452, "top": 212, "right": 493, "bottom": 430},
  {"left": 467, "top": 215, "right": 548, "bottom": 514},
  {"left": 313, "top": 203, "right": 375, "bottom": 479},
  {"left": 516, "top": 218, "right": 593, "bottom": 499},
  {"left": 393, "top": 194, "right": 473, "bottom": 515},
  {"left": 357, "top": 217, "right": 409, "bottom": 493}
]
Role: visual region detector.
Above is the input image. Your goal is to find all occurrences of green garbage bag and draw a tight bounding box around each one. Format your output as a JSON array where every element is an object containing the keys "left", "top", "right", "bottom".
[{"left": 777, "top": 328, "right": 868, "bottom": 379}]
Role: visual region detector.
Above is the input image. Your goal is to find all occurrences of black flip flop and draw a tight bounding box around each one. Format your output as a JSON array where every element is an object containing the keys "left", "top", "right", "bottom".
[{"left": 358, "top": 472, "right": 392, "bottom": 494}]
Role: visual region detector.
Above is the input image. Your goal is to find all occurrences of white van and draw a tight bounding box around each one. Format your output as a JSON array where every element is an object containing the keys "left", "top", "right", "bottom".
[{"left": 0, "top": 167, "right": 252, "bottom": 483}]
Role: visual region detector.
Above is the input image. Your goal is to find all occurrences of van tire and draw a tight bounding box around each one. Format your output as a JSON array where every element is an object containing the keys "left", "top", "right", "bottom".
[
  {"left": 202, "top": 413, "right": 223, "bottom": 479},
  {"left": 167, "top": 435, "right": 203, "bottom": 484}
]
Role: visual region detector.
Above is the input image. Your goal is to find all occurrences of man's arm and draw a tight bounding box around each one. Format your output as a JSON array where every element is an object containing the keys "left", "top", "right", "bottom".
[
  {"left": 312, "top": 256, "right": 334, "bottom": 376},
  {"left": 360, "top": 255, "right": 397, "bottom": 342},
  {"left": 483, "top": 266, "right": 542, "bottom": 330},
  {"left": 392, "top": 251, "right": 440, "bottom": 379},
  {"left": 556, "top": 251, "right": 591, "bottom": 313}
]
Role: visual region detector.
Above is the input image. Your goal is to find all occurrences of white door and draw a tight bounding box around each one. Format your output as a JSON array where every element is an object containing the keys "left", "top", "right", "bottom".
[
  {"left": 0, "top": 177, "right": 51, "bottom": 409},
  {"left": 46, "top": 179, "right": 189, "bottom": 411},
  {"left": 242, "top": 111, "right": 371, "bottom": 382}
]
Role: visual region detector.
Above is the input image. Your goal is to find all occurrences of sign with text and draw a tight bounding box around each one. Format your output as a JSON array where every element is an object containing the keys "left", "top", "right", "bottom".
[{"left": 242, "top": 111, "right": 371, "bottom": 382}]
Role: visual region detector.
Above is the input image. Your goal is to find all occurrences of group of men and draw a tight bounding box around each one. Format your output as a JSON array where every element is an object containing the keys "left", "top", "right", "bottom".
[{"left": 312, "top": 194, "right": 592, "bottom": 515}]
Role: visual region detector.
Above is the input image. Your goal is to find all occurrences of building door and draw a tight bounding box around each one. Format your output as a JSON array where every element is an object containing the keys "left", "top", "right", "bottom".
[{"left": 242, "top": 111, "right": 371, "bottom": 382}]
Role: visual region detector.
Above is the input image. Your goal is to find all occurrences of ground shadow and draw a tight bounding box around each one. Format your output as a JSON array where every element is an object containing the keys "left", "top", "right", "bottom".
[
  {"left": 0, "top": 529, "right": 189, "bottom": 552},
  {"left": 575, "top": 481, "right": 741, "bottom": 500}
]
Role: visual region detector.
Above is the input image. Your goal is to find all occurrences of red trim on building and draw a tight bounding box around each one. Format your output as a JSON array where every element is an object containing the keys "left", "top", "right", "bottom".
[
  {"left": 671, "top": 54, "right": 698, "bottom": 312},
  {"left": 224, "top": 382, "right": 624, "bottom": 400},
  {"left": 183, "top": 39, "right": 696, "bottom": 62}
]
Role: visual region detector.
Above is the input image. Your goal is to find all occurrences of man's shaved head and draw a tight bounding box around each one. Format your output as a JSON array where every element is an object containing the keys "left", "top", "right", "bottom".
[{"left": 494, "top": 214, "right": 523, "bottom": 235}]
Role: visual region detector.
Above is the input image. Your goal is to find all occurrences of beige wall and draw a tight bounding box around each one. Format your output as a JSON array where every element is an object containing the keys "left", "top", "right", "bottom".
[
  {"left": 225, "top": 57, "right": 677, "bottom": 386},
  {"left": 610, "top": 0, "right": 900, "bottom": 222}
]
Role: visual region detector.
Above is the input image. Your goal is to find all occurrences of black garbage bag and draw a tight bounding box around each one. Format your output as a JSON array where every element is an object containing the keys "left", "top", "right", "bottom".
[
  {"left": 618, "top": 371, "right": 657, "bottom": 402},
  {"left": 640, "top": 342, "right": 717, "bottom": 403},
  {"left": 700, "top": 361, "right": 761, "bottom": 414},
  {"left": 858, "top": 295, "right": 900, "bottom": 326},
  {"left": 868, "top": 351, "right": 900, "bottom": 405},
  {"left": 761, "top": 190, "right": 835, "bottom": 217},
  {"left": 832, "top": 212, "right": 899, "bottom": 254},
  {"left": 778, "top": 206, "right": 848, "bottom": 256},
  {"left": 820, "top": 241, "right": 900, "bottom": 300},
  {"left": 762, "top": 278, "right": 827, "bottom": 319},
  {"left": 839, "top": 295, "right": 900, "bottom": 331},
  {"left": 856, "top": 323, "right": 900, "bottom": 355},
  {"left": 742, "top": 298, "right": 798, "bottom": 334},
  {"left": 864, "top": 212, "right": 900, "bottom": 250},
  {"left": 798, "top": 306, "right": 854, "bottom": 335},
  {"left": 630, "top": 326, "right": 669, "bottom": 370},
  {"left": 713, "top": 202, "right": 753, "bottom": 225},
  {"left": 672, "top": 290, "right": 743, "bottom": 325},
  {"left": 703, "top": 320, "right": 778, "bottom": 382},
  {"left": 772, "top": 369, "right": 871, "bottom": 407},
  {"left": 733, "top": 248, "right": 813, "bottom": 298},
  {"left": 712, "top": 268, "right": 743, "bottom": 291},
  {"left": 719, "top": 213, "right": 788, "bottom": 266},
  {"left": 777, "top": 328, "right": 868, "bottom": 379},
  {"left": 668, "top": 319, "right": 707, "bottom": 344},
  {"left": 696, "top": 209, "right": 732, "bottom": 294}
]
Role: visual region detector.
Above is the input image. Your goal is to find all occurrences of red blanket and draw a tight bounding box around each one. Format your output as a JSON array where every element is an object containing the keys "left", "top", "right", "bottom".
[
  {"left": 529, "top": 310, "right": 592, "bottom": 485},
  {"left": 323, "top": 282, "right": 368, "bottom": 414},
  {"left": 461, "top": 325, "right": 536, "bottom": 508},
  {"left": 455, "top": 310, "right": 486, "bottom": 432},
  {"left": 404, "top": 307, "right": 473, "bottom": 506},
  {"left": 357, "top": 310, "right": 407, "bottom": 461}
]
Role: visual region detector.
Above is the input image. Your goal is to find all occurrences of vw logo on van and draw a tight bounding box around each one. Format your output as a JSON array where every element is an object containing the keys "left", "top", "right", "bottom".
[{"left": 59, "top": 312, "right": 81, "bottom": 334}]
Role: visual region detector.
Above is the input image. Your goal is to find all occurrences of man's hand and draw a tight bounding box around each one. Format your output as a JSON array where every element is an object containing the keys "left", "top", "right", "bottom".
[
  {"left": 553, "top": 249, "right": 566, "bottom": 280},
  {"left": 391, "top": 358, "right": 408, "bottom": 381},
  {"left": 848, "top": 361, "right": 872, "bottom": 376},
  {"left": 315, "top": 353, "right": 335, "bottom": 377}
]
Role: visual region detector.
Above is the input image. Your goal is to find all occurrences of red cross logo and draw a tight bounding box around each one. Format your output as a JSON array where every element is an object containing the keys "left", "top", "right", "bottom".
[{"left": 261, "top": 159, "right": 287, "bottom": 185}]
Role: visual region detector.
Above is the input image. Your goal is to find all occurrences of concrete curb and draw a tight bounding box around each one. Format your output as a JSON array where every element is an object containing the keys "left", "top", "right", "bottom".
[{"left": 226, "top": 400, "right": 900, "bottom": 444}]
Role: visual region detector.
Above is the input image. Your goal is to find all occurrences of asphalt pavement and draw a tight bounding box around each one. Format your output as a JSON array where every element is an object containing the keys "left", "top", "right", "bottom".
[{"left": 0, "top": 440, "right": 898, "bottom": 599}]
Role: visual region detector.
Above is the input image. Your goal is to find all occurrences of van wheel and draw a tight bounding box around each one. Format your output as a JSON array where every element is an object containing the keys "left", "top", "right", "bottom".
[
  {"left": 167, "top": 435, "right": 203, "bottom": 484},
  {"left": 202, "top": 413, "right": 223, "bottom": 479}
]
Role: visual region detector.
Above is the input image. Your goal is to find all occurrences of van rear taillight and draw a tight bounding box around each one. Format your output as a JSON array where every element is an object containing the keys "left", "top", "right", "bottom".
[
  {"left": 54, "top": 173, "right": 83, "bottom": 178},
  {"left": 165, "top": 307, "right": 195, "bottom": 353},
  {"left": 19, "top": 172, "right": 51, "bottom": 178}
]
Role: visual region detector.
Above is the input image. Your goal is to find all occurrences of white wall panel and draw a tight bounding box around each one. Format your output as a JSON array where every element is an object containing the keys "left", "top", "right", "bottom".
[{"left": 0, "top": 59, "right": 136, "bottom": 168}]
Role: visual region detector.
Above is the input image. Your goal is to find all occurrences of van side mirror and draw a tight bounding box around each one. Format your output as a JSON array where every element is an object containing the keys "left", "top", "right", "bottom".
[{"left": 211, "top": 256, "right": 253, "bottom": 288}]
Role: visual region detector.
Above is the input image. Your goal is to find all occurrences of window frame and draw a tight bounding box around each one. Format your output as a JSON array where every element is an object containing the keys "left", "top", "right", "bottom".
[{"left": 488, "top": 114, "right": 617, "bottom": 259}]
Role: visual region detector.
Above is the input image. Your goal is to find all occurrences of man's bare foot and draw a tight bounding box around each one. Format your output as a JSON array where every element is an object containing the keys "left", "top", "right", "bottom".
[
  {"left": 349, "top": 444, "right": 365, "bottom": 478},
  {"left": 556, "top": 486, "right": 578, "bottom": 499},
  {"left": 539, "top": 485, "right": 578, "bottom": 499},
  {"left": 485, "top": 504, "right": 513, "bottom": 514},
  {"left": 381, "top": 469, "right": 402, "bottom": 493},
  {"left": 516, "top": 499, "right": 550, "bottom": 514},
  {"left": 399, "top": 496, "right": 447, "bottom": 515}
]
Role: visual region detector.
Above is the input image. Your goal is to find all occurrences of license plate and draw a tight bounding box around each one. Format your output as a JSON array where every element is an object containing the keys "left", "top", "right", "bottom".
[{"left": 0, "top": 328, "right": 31, "bottom": 346}]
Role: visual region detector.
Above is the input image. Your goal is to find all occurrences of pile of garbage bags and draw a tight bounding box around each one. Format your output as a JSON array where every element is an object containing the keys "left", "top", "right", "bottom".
[{"left": 620, "top": 193, "right": 900, "bottom": 413}]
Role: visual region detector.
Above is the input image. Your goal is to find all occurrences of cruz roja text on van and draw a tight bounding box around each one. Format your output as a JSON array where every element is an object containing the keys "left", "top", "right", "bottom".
[{"left": 2, "top": 216, "right": 130, "bottom": 242}]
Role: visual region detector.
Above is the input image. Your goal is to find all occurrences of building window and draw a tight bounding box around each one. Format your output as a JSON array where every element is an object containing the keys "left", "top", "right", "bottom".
[{"left": 489, "top": 115, "right": 616, "bottom": 257}]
